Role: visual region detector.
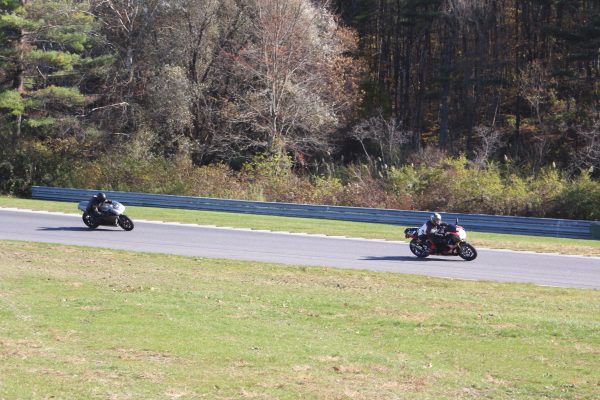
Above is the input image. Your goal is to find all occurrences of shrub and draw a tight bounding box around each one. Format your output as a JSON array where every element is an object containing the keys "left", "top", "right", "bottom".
[
  {"left": 527, "top": 167, "right": 565, "bottom": 216},
  {"left": 553, "top": 172, "right": 600, "bottom": 220},
  {"left": 0, "top": 161, "right": 16, "bottom": 193},
  {"left": 386, "top": 165, "right": 420, "bottom": 209},
  {"left": 6, "top": 148, "right": 600, "bottom": 220},
  {"left": 310, "top": 176, "right": 344, "bottom": 205},
  {"left": 190, "top": 163, "right": 246, "bottom": 199},
  {"left": 500, "top": 173, "right": 530, "bottom": 216},
  {"left": 240, "top": 154, "right": 295, "bottom": 201},
  {"left": 338, "top": 174, "right": 408, "bottom": 209}
]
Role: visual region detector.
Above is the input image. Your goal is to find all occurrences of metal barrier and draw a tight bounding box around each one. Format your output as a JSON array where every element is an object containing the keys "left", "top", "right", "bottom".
[{"left": 31, "top": 186, "right": 595, "bottom": 239}]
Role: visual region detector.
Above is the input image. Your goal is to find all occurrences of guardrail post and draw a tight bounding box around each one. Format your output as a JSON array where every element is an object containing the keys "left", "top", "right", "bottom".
[{"left": 591, "top": 222, "right": 600, "bottom": 240}]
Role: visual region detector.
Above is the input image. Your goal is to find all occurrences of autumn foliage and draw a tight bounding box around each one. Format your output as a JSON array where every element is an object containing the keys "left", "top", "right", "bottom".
[{"left": 0, "top": 0, "right": 599, "bottom": 219}]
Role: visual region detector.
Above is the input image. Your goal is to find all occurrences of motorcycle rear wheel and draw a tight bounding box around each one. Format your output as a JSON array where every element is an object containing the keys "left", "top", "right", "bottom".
[
  {"left": 118, "top": 215, "right": 134, "bottom": 231},
  {"left": 409, "top": 239, "right": 429, "bottom": 258},
  {"left": 82, "top": 213, "right": 99, "bottom": 229},
  {"left": 458, "top": 243, "right": 477, "bottom": 261}
]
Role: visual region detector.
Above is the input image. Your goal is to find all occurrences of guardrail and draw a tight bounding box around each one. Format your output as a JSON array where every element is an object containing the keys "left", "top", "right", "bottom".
[{"left": 31, "top": 186, "right": 596, "bottom": 239}]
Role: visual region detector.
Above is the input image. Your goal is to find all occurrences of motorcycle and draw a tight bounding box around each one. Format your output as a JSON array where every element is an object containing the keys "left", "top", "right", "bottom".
[
  {"left": 78, "top": 200, "right": 135, "bottom": 231},
  {"left": 404, "top": 221, "right": 477, "bottom": 261}
]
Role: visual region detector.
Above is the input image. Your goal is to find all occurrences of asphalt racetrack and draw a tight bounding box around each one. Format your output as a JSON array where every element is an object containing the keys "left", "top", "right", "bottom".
[{"left": 1, "top": 208, "right": 599, "bottom": 289}]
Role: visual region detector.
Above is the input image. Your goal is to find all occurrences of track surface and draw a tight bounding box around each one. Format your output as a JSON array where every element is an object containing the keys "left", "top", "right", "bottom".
[{"left": 1, "top": 208, "right": 599, "bottom": 289}]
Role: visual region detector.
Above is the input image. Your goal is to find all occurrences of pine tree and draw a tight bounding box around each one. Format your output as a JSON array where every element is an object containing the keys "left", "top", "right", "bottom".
[{"left": 0, "top": 0, "right": 108, "bottom": 191}]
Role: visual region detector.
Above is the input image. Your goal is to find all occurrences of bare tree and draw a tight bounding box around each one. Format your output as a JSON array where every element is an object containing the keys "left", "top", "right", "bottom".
[
  {"left": 473, "top": 125, "right": 504, "bottom": 169},
  {"left": 148, "top": 0, "right": 245, "bottom": 158},
  {"left": 529, "top": 136, "right": 551, "bottom": 173},
  {"left": 91, "top": 0, "right": 161, "bottom": 83},
  {"left": 519, "top": 61, "right": 554, "bottom": 126},
  {"left": 571, "top": 117, "right": 600, "bottom": 173},
  {"left": 89, "top": 0, "right": 164, "bottom": 143},
  {"left": 444, "top": 0, "right": 493, "bottom": 22},
  {"left": 441, "top": 0, "right": 496, "bottom": 152},
  {"left": 145, "top": 65, "right": 193, "bottom": 137},
  {"left": 229, "top": 0, "right": 358, "bottom": 157},
  {"left": 351, "top": 112, "right": 411, "bottom": 167}
]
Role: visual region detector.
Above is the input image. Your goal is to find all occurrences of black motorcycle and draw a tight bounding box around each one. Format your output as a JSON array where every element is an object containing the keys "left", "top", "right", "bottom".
[{"left": 78, "top": 200, "right": 134, "bottom": 231}]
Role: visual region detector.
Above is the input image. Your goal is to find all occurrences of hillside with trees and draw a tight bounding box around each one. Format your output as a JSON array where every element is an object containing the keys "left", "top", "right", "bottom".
[{"left": 1, "top": 0, "right": 599, "bottom": 219}]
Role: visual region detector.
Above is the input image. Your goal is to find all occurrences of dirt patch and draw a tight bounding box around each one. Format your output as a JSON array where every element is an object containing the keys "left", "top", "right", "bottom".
[
  {"left": 374, "top": 308, "right": 431, "bottom": 322},
  {"left": 164, "top": 389, "right": 193, "bottom": 399},
  {"left": 313, "top": 355, "right": 342, "bottom": 362},
  {"left": 113, "top": 347, "right": 180, "bottom": 364},
  {"left": 0, "top": 337, "right": 44, "bottom": 358},
  {"left": 486, "top": 374, "right": 510, "bottom": 386},
  {"left": 82, "top": 368, "right": 124, "bottom": 384},
  {"left": 49, "top": 328, "right": 79, "bottom": 343},
  {"left": 332, "top": 364, "right": 362, "bottom": 374},
  {"left": 292, "top": 364, "right": 312, "bottom": 372}
]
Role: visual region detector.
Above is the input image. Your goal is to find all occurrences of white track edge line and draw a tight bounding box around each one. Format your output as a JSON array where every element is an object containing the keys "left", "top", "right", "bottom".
[{"left": 2, "top": 206, "right": 599, "bottom": 260}]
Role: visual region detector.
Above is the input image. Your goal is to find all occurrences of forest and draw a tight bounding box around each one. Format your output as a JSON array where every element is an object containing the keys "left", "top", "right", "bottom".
[{"left": 1, "top": 0, "right": 599, "bottom": 219}]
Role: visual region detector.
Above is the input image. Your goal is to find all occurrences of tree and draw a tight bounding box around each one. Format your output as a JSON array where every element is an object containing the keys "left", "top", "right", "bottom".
[
  {"left": 571, "top": 116, "right": 600, "bottom": 174},
  {"left": 89, "top": 0, "right": 162, "bottom": 141},
  {"left": 518, "top": 61, "right": 554, "bottom": 126},
  {"left": 350, "top": 112, "right": 411, "bottom": 166},
  {"left": 228, "top": 0, "right": 362, "bottom": 158},
  {"left": 473, "top": 125, "right": 504, "bottom": 169},
  {"left": 334, "top": 0, "right": 599, "bottom": 168},
  {"left": 0, "top": 0, "right": 109, "bottom": 191},
  {"left": 150, "top": 0, "right": 247, "bottom": 161}
]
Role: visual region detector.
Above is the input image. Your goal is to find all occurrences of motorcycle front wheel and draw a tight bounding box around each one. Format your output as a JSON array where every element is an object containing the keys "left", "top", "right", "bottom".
[
  {"left": 458, "top": 242, "right": 477, "bottom": 261},
  {"left": 82, "top": 213, "right": 99, "bottom": 229},
  {"left": 118, "top": 215, "right": 134, "bottom": 231},
  {"left": 409, "top": 239, "right": 429, "bottom": 258}
]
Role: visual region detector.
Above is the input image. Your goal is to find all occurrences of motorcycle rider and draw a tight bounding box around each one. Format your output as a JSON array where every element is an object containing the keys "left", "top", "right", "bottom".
[
  {"left": 86, "top": 192, "right": 112, "bottom": 219},
  {"left": 418, "top": 212, "right": 448, "bottom": 251}
]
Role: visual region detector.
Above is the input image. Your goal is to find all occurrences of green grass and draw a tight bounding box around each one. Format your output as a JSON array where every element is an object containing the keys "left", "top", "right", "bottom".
[
  {"left": 1, "top": 196, "right": 600, "bottom": 256},
  {"left": 0, "top": 240, "right": 598, "bottom": 399}
]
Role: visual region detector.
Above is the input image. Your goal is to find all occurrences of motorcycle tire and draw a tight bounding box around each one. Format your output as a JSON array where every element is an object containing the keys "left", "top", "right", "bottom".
[
  {"left": 458, "top": 242, "right": 477, "bottom": 261},
  {"left": 118, "top": 215, "right": 134, "bottom": 231},
  {"left": 409, "top": 239, "right": 429, "bottom": 258},
  {"left": 82, "top": 213, "right": 99, "bottom": 229}
]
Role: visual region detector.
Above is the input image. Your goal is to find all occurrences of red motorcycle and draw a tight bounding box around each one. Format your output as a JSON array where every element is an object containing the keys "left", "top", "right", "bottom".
[{"left": 404, "top": 222, "right": 478, "bottom": 261}]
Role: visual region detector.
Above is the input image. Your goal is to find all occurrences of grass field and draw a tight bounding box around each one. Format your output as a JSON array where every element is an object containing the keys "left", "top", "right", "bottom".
[
  {"left": 1, "top": 196, "right": 600, "bottom": 256},
  {"left": 0, "top": 240, "right": 599, "bottom": 399}
]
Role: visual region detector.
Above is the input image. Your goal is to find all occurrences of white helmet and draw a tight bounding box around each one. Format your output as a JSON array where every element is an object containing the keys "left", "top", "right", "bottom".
[{"left": 430, "top": 212, "right": 442, "bottom": 225}]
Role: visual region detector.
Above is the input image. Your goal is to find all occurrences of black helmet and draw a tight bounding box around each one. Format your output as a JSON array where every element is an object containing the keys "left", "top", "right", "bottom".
[
  {"left": 430, "top": 212, "right": 442, "bottom": 225},
  {"left": 97, "top": 192, "right": 107, "bottom": 202}
]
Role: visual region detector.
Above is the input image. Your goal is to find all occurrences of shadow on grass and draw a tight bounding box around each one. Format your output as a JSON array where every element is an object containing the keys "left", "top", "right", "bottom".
[{"left": 363, "top": 255, "right": 462, "bottom": 262}]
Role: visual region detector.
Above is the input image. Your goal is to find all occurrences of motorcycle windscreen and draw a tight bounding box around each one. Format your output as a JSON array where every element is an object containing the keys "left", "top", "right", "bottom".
[{"left": 445, "top": 224, "right": 458, "bottom": 232}]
